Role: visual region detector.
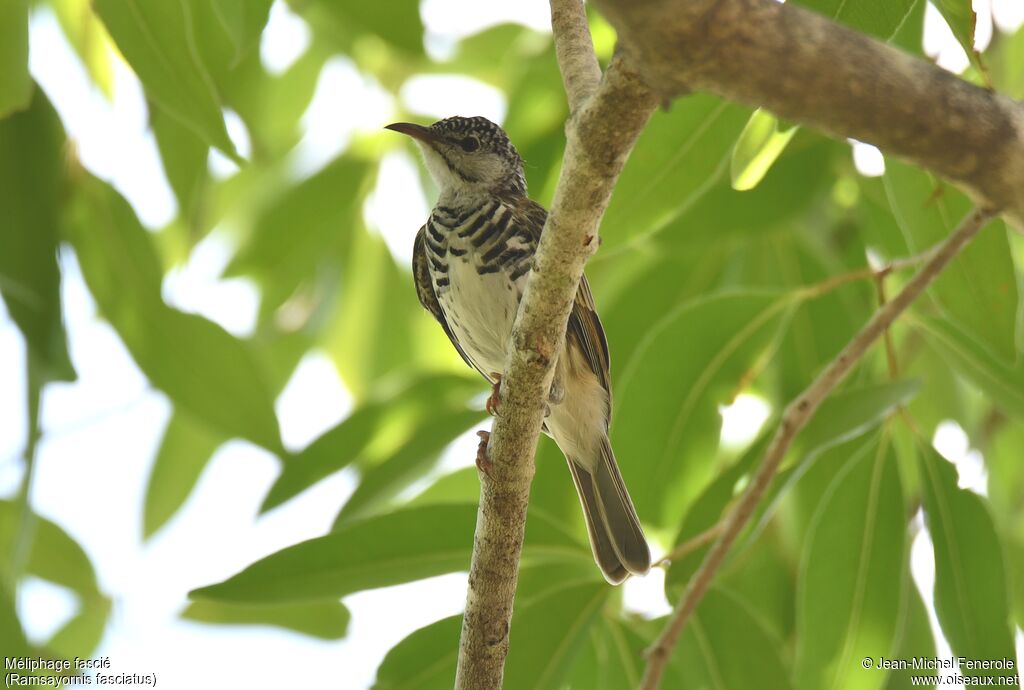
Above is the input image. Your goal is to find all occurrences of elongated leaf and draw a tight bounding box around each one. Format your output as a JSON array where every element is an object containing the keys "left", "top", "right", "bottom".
[
  {"left": 794, "top": 0, "right": 919, "bottom": 41},
  {"left": 143, "top": 411, "right": 224, "bottom": 539},
  {"left": 914, "top": 316, "right": 1024, "bottom": 419},
  {"left": 190, "top": 504, "right": 478, "bottom": 603},
  {"left": 503, "top": 581, "right": 609, "bottom": 690},
  {"left": 373, "top": 614, "right": 462, "bottom": 690},
  {"left": 667, "top": 380, "right": 920, "bottom": 593},
  {"left": 333, "top": 408, "right": 483, "bottom": 524},
  {"left": 673, "top": 588, "right": 794, "bottom": 690},
  {"left": 614, "top": 292, "right": 791, "bottom": 527},
  {"left": 0, "top": 501, "right": 101, "bottom": 597},
  {"left": 0, "top": 0, "right": 30, "bottom": 116},
  {"left": 600, "top": 95, "right": 752, "bottom": 251},
  {"left": 210, "top": 0, "right": 272, "bottom": 62},
  {"left": 918, "top": 445, "right": 1016, "bottom": 682},
  {"left": 226, "top": 156, "right": 374, "bottom": 311},
  {"left": 796, "top": 438, "right": 906, "bottom": 690},
  {"left": 93, "top": 0, "right": 238, "bottom": 157},
  {"left": 731, "top": 109, "right": 798, "bottom": 191},
  {"left": 191, "top": 505, "right": 587, "bottom": 603},
  {"left": 47, "top": 596, "right": 111, "bottom": 660},
  {"left": 0, "top": 583, "right": 30, "bottom": 659},
  {"left": 884, "top": 161, "right": 1017, "bottom": 362},
  {"left": 406, "top": 467, "right": 480, "bottom": 508},
  {"left": 182, "top": 599, "right": 350, "bottom": 640},
  {"left": 261, "top": 373, "right": 482, "bottom": 512},
  {"left": 0, "top": 88, "right": 74, "bottom": 381},
  {"left": 930, "top": 0, "right": 978, "bottom": 67},
  {"left": 309, "top": 0, "right": 424, "bottom": 56},
  {"left": 328, "top": 228, "right": 423, "bottom": 399},
  {"left": 150, "top": 106, "right": 209, "bottom": 230},
  {"left": 49, "top": 0, "right": 116, "bottom": 98},
  {"left": 64, "top": 176, "right": 283, "bottom": 451},
  {"left": 883, "top": 586, "right": 937, "bottom": 690}
]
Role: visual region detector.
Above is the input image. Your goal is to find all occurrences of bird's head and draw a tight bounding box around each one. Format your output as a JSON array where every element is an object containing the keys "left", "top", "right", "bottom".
[{"left": 386, "top": 116, "right": 526, "bottom": 200}]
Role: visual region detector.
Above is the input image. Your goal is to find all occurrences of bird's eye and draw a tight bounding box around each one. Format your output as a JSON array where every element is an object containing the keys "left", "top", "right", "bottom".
[{"left": 460, "top": 137, "right": 480, "bottom": 152}]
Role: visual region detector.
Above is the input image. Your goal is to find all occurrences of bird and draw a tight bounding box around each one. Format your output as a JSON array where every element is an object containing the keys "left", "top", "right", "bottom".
[{"left": 386, "top": 115, "right": 650, "bottom": 584}]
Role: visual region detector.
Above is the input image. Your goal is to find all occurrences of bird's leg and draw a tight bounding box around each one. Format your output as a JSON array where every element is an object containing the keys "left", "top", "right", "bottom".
[
  {"left": 486, "top": 373, "right": 503, "bottom": 416},
  {"left": 547, "top": 363, "right": 565, "bottom": 417},
  {"left": 475, "top": 430, "right": 493, "bottom": 476}
]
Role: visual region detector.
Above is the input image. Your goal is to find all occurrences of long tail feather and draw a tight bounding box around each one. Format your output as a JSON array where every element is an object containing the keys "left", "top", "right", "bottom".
[{"left": 567, "top": 436, "right": 650, "bottom": 583}]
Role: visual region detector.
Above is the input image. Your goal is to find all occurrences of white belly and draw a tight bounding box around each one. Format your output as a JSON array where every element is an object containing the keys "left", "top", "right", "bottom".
[{"left": 436, "top": 253, "right": 521, "bottom": 378}]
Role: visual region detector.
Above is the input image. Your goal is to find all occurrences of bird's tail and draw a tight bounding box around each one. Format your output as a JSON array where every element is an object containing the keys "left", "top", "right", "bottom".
[{"left": 567, "top": 436, "right": 650, "bottom": 584}]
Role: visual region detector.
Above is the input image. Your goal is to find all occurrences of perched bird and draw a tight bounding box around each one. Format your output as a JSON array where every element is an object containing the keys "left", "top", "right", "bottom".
[{"left": 387, "top": 116, "right": 650, "bottom": 584}]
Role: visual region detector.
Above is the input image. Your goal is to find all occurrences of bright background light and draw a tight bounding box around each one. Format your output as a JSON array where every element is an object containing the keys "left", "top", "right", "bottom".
[{"left": 2, "top": 1, "right": 1022, "bottom": 687}]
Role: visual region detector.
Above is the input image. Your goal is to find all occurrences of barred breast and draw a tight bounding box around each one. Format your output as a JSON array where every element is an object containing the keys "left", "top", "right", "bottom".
[{"left": 424, "top": 199, "right": 535, "bottom": 379}]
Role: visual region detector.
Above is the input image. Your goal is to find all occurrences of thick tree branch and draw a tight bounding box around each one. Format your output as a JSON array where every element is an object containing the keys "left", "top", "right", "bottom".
[
  {"left": 550, "top": 0, "right": 602, "bottom": 112},
  {"left": 593, "top": 0, "right": 1024, "bottom": 230},
  {"left": 639, "top": 207, "right": 996, "bottom": 690},
  {"left": 452, "top": 27, "right": 657, "bottom": 690}
]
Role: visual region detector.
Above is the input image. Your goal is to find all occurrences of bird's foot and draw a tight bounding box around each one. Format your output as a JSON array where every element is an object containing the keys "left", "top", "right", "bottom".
[
  {"left": 486, "top": 373, "right": 503, "bottom": 416},
  {"left": 475, "top": 430, "right": 493, "bottom": 476},
  {"left": 548, "top": 377, "right": 564, "bottom": 406}
]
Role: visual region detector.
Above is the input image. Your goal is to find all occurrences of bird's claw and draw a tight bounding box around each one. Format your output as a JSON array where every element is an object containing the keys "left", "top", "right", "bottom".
[
  {"left": 486, "top": 373, "right": 502, "bottom": 416},
  {"left": 475, "top": 430, "right": 493, "bottom": 476}
]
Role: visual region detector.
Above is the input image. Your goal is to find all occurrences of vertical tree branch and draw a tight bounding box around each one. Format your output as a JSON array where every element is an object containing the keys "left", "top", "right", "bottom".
[
  {"left": 550, "top": 0, "right": 602, "bottom": 112},
  {"left": 453, "top": 8, "right": 657, "bottom": 688},
  {"left": 640, "top": 206, "right": 997, "bottom": 690}
]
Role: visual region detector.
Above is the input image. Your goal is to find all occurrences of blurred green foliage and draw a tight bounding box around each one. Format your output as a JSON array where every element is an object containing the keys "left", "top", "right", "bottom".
[{"left": 1, "top": 0, "right": 1022, "bottom": 687}]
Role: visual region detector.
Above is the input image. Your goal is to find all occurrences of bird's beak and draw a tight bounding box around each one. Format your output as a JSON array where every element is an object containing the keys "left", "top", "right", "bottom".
[{"left": 385, "top": 122, "right": 443, "bottom": 145}]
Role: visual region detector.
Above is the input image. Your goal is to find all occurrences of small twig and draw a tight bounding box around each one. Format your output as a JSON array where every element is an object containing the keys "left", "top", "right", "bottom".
[
  {"left": 639, "top": 207, "right": 996, "bottom": 690},
  {"left": 659, "top": 522, "right": 724, "bottom": 567},
  {"left": 550, "top": 0, "right": 602, "bottom": 112}
]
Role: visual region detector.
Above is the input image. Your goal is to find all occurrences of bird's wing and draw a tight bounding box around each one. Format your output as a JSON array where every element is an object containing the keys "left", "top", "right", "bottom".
[
  {"left": 412, "top": 225, "right": 493, "bottom": 383},
  {"left": 517, "top": 198, "right": 613, "bottom": 403}
]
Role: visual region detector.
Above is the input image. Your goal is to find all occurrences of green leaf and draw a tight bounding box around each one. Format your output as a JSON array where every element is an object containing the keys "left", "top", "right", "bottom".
[
  {"left": 662, "top": 137, "right": 840, "bottom": 248},
  {"left": 49, "top": 0, "right": 117, "bottom": 99},
  {"left": 327, "top": 228, "right": 425, "bottom": 398},
  {"left": 308, "top": 0, "right": 424, "bottom": 56},
  {"left": 918, "top": 445, "right": 1017, "bottom": 681},
  {"left": 503, "top": 581, "right": 609, "bottom": 690},
  {"left": 333, "top": 408, "right": 484, "bottom": 524},
  {"left": 93, "top": 0, "right": 238, "bottom": 158},
  {"left": 372, "top": 614, "right": 462, "bottom": 690},
  {"left": 210, "top": 0, "right": 272, "bottom": 63},
  {"left": 190, "top": 504, "right": 479, "bottom": 603},
  {"left": 226, "top": 156, "right": 374, "bottom": 311},
  {"left": 191, "top": 504, "right": 587, "bottom": 603},
  {"left": 793, "top": 0, "right": 920, "bottom": 42},
  {"left": 0, "top": 87, "right": 75, "bottom": 381},
  {"left": 64, "top": 175, "right": 283, "bottom": 451},
  {"left": 667, "top": 380, "right": 920, "bottom": 594},
  {"left": 261, "top": 373, "right": 482, "bottom": 513},
  {"left": 614, "top": 292, "right": 791, "bottom": 528},
  {"left": 143, "top": 411, "right": 224, "bottom": 539},
  {"left": 883, "top": 586, "right": 937, "bottom": 690},
  {"left": 731, "top": 109, "right": 798, "bottom": 191},
  {"left": 914, "top": 316, "right": 1024, "bottom": 419},
  {"left": 570, "top": 619, "right": 645, "bottom": 690},
  {"left": 673, "top": 588, "right": 794, "bottom": 690},
  {"left": 182, "top": 599, "right": 350, "bottom": 640},
  {"left": 0, "top": 501, "right": 102, "bottom": 597},
  {"left": 600, "top": 95, "right": 752, "bottom": 251},
  {"left": 930, "top": 0, "right": 978, "bottom": 66},
  {"left": 884, "top": 161, "right": 1018, "bottom": 362},
  {"left": 796, "top": 437, "right": 906, "bottom": 690},
  {"left": 0, "top": 0, "right": 31, "bottom": 116},
  {"left": 47, "top": 596, "right": 111, "bottom": 660},
  {"left": 406, "top": 467, "right": 480, "bottom": 508},
  {"left": 150, "top": 105, "right": 210, "bottom": 230},
  {"left": 0, "top": 583, "right": 30, "bottom": 659}
]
